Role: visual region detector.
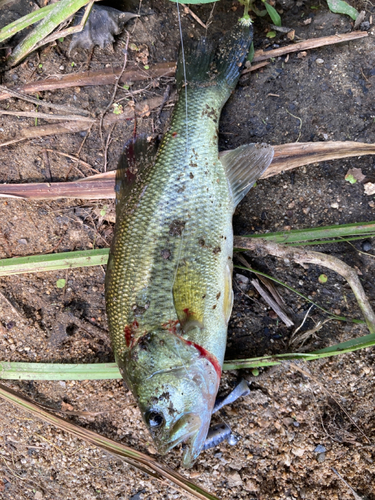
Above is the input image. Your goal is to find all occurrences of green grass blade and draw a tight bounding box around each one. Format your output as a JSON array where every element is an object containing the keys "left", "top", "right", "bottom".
[
  {"left": 243, "top": 221, "right": 375, "bottom": 245},
  {"left": 0, "top": 221, "right": 373, "bottom": 277},
  {"left": 0, "top": 361, "right": 120, "bottom": 380},
  {"left": 0, "top": 4, "right": 55, "bottom": 43},
  {"left": 0, "top": 248, "right": 109, "bottom": 276},
  {"left": 8, "top": 0, "right": 92, "bottom": 66},
  {"left": 2, "top": 326, "right": 375, "bottom": 379}
]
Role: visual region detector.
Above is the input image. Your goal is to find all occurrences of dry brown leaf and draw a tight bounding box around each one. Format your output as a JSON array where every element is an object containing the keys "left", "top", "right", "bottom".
[{"left": 345, "top": 167, "right": 366, "bottom": 183}]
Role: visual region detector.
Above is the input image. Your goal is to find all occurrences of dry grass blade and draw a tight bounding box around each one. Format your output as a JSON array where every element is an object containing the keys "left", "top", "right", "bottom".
[
  {"left": 0, "top": 63, "right": 176, "bottom": 100},
  {"left": 252, "top": 31, "right": 368, "bottom": 62},
  {"left": 251, "top": 278, "right": 294, "bottom": 327},
  {"left": 331, "top": 468, "right": 364, "bottom": 500},
  {"left": 1, "top": 140, "right": 374, "bottom": 197},
  {"left": 0, "top": 382, "right": 219, "bottom": 500},
  {"left": 263, "top": 141, "right": 375, "bottom": 179},
  {"left": 237, "top": 254, "right": 294, "bottom": 326}
]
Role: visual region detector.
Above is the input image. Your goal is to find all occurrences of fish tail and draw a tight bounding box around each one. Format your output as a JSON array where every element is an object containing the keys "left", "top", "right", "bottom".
[{"left": 176, "top": 18, "right": 253, "bottom": 91}]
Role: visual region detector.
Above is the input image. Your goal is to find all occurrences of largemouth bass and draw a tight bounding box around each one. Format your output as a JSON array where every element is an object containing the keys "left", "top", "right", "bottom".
[{"left": 105, "top": 17, "right": 274, "bottom": 467}]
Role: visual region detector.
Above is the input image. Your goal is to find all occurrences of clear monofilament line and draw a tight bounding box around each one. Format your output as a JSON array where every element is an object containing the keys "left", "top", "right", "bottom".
[{"left": 175, "top": 0, "right": 189, "bottom": 150}]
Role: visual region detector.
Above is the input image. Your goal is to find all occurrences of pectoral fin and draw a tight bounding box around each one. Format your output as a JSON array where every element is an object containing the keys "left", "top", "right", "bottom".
[
  {"left": 220, "top": 143, "right": 274, "bottom": 207},
  {"left": 173, "top": 263, "right": 205, "bottom": 332}
]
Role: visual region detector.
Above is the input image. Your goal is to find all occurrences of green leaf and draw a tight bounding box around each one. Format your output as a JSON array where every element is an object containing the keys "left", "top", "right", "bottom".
[
  {"left": 326, "top": 0, "right": 359, "bottom": 20},
  {"left": 247, "top": 42, "right": 255, "bottom": 62},
  {"left": 0, "top": 4, "right": 55, "bottom": 44},
  {"left": 266, "top": 31, "right": 277, "bottom": 38},
  {"left": 100, "top": 205, "right": 108, "bottom": 217},
  {"left": 318, "top": 274, "right": 328, "bottom": 284},
  {"left": 345, "top": 174, "right": 357, "bottom": 184},
  {"left": 264, "top": 2, "right": 282, "bottom": 26},
  {"left": 56, "top": 278, "right": 66, "bottom": 288}
]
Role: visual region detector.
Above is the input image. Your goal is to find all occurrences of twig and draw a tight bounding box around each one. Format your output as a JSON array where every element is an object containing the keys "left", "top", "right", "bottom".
[
  {"left": 1, "top": 140, "right": 375, "bottom": 196},
  {"left": 99, "top": 32, "right": 130, "bottom": 168},
  {"left": 0, "top": 62, "right": 176, "bottom": 101},
  {"left": 237, "top": 254, "right": 293, "bottom": 326},
  {"left": 331, "top": 468, "right": 364, "bottom": 500},
  {"left": 0, "top": 84, "right": 90, "bottom": 116},
  {"left": 252, "top": 31, "right": 368, "bottom": 63},
  {"left": 103, "top": 123, "right": 116, "bottom": 172},
  {"left": 181, "top": 3, "right": 208, "bottom": 29},
  {"left": 0, "top": 110, "right": 95, "bottom": 122},
  {"left": 292, "top": 304, "right": 314, "bottom": 337},
  {"left": 234, "top": 237, "right": 375, "bottom": 334},
  {"left": 42, "top": 149, "right": 99, "bottom": 175},
  {"left": 288, "top": 362, "right": 371, "bottom": 444},
  {"left": 250, "top": 278, "right": 294, "bottom": 327},
  {"left": 0, "top": 31, "right": 366, "bottom": 100}
]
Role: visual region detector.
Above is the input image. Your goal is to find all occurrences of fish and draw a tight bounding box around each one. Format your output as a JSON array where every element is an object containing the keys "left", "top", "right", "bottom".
[{"left": 105, "top": 16, "right": 274, "bottom": 468}]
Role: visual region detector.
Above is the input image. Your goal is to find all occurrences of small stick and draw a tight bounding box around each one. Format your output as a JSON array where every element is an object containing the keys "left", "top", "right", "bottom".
[
  {"left": 99, "top": 32, "right": 130, "bottom": 168},
  {"left": 0, "top": 110, "right": 95, "bottom": 122},
  {"left": 331, "top": 468, "right": 364, "bottom": 500},
  {"left": 252, "top": 31, "right": 368, "bottom": 62},
  {"left": 234, "top": 237, "right": 375, "bottom": 334},
  {"left": 0, "top": 84, "right": 90, "bottom": 116},
  {"left": 181, "top": 3, "right": 208, "bottom": 29},
  {"left": 43, "top": 149, "right": 99, "bottom": 174},
  {"left": 250, "top": 278, "right": 294, "bottom": 327}
]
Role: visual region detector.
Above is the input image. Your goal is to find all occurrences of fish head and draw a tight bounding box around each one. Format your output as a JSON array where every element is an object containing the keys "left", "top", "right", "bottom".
[{"left": 120, "top": 329, "right": 220, "bottom": 467}]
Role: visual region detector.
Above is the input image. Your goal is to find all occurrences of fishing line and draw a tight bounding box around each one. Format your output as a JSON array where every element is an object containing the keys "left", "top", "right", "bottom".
[{"left": 175, "top": 0, "right": 189, "bottom": 149}]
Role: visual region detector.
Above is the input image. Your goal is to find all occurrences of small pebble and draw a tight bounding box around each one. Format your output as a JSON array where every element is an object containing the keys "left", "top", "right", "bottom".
[
  {"left": 362, "top": 240, "right": 372, "bottom": 252},
  {"left": 317, "top": 452, "right": 326, "bottom": 462},
  {"left": 316, "top": 58, "right": 324, "bottom": 64},
  {"left": 314, "top": 444, "right": 326, "bottom": 453}
]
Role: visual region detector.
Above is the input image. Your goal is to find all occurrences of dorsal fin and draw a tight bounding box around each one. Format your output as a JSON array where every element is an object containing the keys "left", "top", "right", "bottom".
[
  {"left": 115, "top": 135, "right": 159, "bottom": 213},
  {"left": 220, "top": 143, "right": 274, "bottom": 207}
]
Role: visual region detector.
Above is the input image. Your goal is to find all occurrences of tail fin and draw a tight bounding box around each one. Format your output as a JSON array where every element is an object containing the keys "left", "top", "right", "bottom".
[{"left": 176, "top": 18, "right": 253, "bottom": 90}]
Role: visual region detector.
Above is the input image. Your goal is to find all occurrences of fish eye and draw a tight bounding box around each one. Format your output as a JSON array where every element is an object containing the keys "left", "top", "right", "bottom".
[{"left": 145, "top": 410, "right": 165, "bottom": 428}]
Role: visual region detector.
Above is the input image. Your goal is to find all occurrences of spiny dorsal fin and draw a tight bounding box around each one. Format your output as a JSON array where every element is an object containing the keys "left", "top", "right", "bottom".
[
  {"left": 220, "top": 143, "right": 274, "bottom": 208},
  {"left": 115, "top": 135, "right": 158, "bottom": 213}
]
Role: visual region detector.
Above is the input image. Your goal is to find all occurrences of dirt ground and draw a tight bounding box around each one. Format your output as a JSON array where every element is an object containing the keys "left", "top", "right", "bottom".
[{"left": 0, "top": 0, "right": 375, "bottom": 499}]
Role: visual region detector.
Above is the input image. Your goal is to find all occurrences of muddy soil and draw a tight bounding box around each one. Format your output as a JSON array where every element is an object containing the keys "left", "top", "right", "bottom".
[{"left": 0, "top": 0, "right": 375, "bottom": 499}]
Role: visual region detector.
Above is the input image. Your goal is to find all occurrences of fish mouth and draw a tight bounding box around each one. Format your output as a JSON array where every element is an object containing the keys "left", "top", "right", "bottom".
[{"left": 158, "top": 413, "right": 208, "bottom": 468}]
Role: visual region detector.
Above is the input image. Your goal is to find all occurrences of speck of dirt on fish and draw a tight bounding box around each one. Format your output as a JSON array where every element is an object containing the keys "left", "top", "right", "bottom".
[
  {"left": 169, "top": 220, "right": 186, "bottom": 236},
  {"left": 161, "top": 248, "right": 171, "bottom": 259},
  {"left": 213, "top": 246, "right": 221, "bottom": 254}
]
